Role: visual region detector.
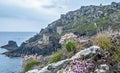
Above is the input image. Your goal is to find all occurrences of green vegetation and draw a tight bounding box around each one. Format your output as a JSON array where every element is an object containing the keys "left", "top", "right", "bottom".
[
  {"left": 91, "top": 32, "right": 120, "bottom": 62},
  {"left": 110, "top": 35, "right": 120, "bottom": 62},
  {"left": 112, "top": 48, "right": 120, "bottom": 62},
  {"left": 55, "top": 33, "right": 61, "bottom": 38},
  {"left": 65, "top": 40, "right": 76, "bottom": 52},
  {"left": 92, "top": 33, "right": 112, "bottom": 51},
  {"left": 50, "top": 49, "right": 64, "bottom": 63},
  {"left": 24, "top": 60, "right": 40, "bottom": 72},
  {"left": 61, "top": 11, "right": 120, "bottom": 37}
]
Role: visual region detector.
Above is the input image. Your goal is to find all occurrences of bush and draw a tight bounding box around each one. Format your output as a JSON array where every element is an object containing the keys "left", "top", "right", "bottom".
[
  {"left": 92, "top": 32, "right": 112, "bottom": 51},
  {"left": 65, "top": 40, "right": 76, "bottom": 52},
  {"left": 111, "top": 34, "right": 120, "bottom": 62},
  {"left": 59, "top": 33, "right": 77, "bottom": 52},
  {"left": 50, "top": 50, "right": 64, "bottom": 63},
  {"left": 112, "top": 48, "right": 120, "bottom": 62},
  {"left": 24, "top": 60, "right": 39, "bottom": 72}
]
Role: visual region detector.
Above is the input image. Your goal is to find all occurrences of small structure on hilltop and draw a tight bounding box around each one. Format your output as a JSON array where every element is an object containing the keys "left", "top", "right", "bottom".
[
  {"left": 100, "top": 3, "right": 102, "bottom": 7},
  {"left": 56, "top": 26, "right": 63, "bottom": 35}
]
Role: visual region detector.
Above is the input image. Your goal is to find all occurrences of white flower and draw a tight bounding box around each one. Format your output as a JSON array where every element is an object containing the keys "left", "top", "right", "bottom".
[{"left": 59, "top": 33, "right": 77, "bottom": 44}]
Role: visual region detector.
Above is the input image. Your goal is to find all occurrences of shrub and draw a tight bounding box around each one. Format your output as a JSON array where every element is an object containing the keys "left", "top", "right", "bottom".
[
  {"left": 112, "top": 48, "right": 120, "bottom": 62},
  {"left": 92, "top": 32, "right": 112, "bottom": 51},
  {"left": 59, "top": 33, "right": 77, "bottom": 52},
  {"left": 50, "top": 49, "right": 64, "bottom": 63},
  {"left": 111, "top": 34, "right": 120, "bottom": 62},
  {"left": 65, "top": 40, "right": 76, "bottom": 52},
  {"left": 24, "top": 60, "right": 39, "bottom": 72},
  {"left": 111, "top": 34, "right": 120, "bottom": 49}
]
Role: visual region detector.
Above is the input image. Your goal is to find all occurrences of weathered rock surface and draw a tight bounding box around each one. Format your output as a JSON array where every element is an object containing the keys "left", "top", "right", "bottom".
[
  {"left": 95, "top": 64, "right": 109, "bottom": 73},
  {"left": 3, "top": 36, "right": 61, "bottom": 57},
  {"left": 26, "top": 46, "right": 102, "bottom": 73},
  {"left": 1, "top": 40, "right": 18, "bottom": 50}
]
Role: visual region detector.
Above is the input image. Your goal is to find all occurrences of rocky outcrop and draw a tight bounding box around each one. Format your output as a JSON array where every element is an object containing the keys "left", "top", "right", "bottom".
[
  {"left": 95, "top": 64, "right": 109, "bottom": 73},
  {"left": 1, "top": 40, "right": 18, "bottom": 50},
  {"left": 3, "top": 36, "right": 61, "bottom": 57},
  {"left": 26, "top": 44, "right": 120, "bottom": 73},
  {"left": 26, "top": 46, "right": 102, "bottom": 73}
]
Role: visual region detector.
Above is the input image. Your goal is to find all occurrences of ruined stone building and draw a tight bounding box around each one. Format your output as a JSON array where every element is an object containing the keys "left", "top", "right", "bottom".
[
  {"left": 56, "top": 26, "right": 63, "bottom": 34},
  {"left": 42, "top": 34, "right": 49, "bottom": 44}
]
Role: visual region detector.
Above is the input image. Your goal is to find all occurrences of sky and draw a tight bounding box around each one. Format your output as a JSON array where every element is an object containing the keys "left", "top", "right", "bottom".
[{"left": 0, "top": 0, "right": 120, "bottom": 32}]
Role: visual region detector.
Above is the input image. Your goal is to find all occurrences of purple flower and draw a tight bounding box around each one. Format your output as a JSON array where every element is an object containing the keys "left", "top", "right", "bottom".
[{"left": 63, "top": 60, "right": 94, "bottom": 73}]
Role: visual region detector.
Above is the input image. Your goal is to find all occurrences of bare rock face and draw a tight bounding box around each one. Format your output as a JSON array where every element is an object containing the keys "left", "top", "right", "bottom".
[
  {"left": 3, "top": 36, "right": 61, "bottom": 57},
  {"left": 1, "top": 40, "right": 18, "bottom": 50}
]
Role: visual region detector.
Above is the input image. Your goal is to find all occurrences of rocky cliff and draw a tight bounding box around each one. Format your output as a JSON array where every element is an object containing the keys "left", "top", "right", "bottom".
[
  {"left": 1, "top": 40, "right": 18, "bottom": 50},
  {"left": 3, "top": 2, "right": 120, "bottom": 57}
]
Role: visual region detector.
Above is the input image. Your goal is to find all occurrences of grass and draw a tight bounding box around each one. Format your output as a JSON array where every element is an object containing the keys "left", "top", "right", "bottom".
[
  {"left": 91, "top": 31, "right": 120, "bottom": 62},
  {"left": 23, "top": 60, "right": 40, "bottom": 72},
  {"left": 91, "top": 32, "right": 112, "bottom": 51},
  {"left": 110, "top": 34, "right": 120, "bottom": 62},
  {"left": 50, "top": 49, "right": 64, "bottom": 63},
  {"left": 112, "top": 48, "right": 120, "bottom": 62}
]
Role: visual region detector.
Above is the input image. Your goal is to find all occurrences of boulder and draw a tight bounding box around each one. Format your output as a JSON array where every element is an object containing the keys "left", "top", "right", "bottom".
[
  {"left": 1, "top": 40, "right": 18, "bottom": 50},
  {"left": 26, "top": 46, "right": 102, "bottom": 73},
  {"left": 95, "top": 64, "right": 109, "bottom": 73}
]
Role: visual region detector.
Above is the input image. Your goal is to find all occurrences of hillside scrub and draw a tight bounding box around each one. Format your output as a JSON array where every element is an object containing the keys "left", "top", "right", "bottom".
[
  {"left": 50, "top": 49, "right": 64, "bottom": 63},
  {"left": 25, "top": 32, "right": 120, "bottom": 73},
  {"left": 24, "top": 31, "right": 120, "bottom": 73},
  {"left": 110, "top": 34, "right": 120, "bottom": 62},
  {"left": 91, "top": 32, "right": 112, "bottom": 51},
  {"left": 91, "top": 31, "right": 120, "bottom": 62}
]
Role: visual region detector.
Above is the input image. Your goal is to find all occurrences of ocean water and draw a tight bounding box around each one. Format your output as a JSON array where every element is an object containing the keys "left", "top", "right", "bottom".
[{"left": 0, "top": 32, "right": 36, "bottom": 73}]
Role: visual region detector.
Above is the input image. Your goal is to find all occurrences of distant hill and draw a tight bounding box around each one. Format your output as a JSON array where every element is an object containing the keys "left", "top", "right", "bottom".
[{"left": 3, "top": 2, "right": 120, "bottom": 57}]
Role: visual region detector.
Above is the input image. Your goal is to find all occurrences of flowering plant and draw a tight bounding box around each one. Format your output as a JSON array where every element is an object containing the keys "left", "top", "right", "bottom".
[
  {"left": 59, "top": 33, "right": 77, "bottom": 44},
  {"left": 63, "top": 59, "right": 95, "bottom": 73},
  {"left": 59, "top": 33, "right": 78, "bottom": 52}
]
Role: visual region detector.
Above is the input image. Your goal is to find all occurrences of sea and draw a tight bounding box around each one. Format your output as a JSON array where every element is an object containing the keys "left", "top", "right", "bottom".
[{"left": 0, "top": 32, "right": 36, "bottom": 73}]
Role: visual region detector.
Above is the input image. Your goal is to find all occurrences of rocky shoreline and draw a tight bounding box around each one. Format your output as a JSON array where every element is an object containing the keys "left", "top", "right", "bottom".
[{"left": 2, "top": 36, "right": 61, "bottom": 57}]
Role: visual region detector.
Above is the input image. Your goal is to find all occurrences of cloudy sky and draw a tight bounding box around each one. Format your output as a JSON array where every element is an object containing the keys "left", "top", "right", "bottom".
[{"left": 0, "top": 0, "right": 119, "bottom": 32}]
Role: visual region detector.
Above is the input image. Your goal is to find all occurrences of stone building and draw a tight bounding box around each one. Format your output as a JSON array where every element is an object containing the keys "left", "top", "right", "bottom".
[
  {"left": 57, "top": 26, "right": 63, "bottom": 34},
  {"left": 43, "top": 34, "right": 49, "bottom": 44}
]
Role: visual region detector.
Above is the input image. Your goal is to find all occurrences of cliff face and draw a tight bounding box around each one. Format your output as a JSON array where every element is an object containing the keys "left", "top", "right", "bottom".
[{"left": 3, "top": 2, "right": 120, "bottom": 57}]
